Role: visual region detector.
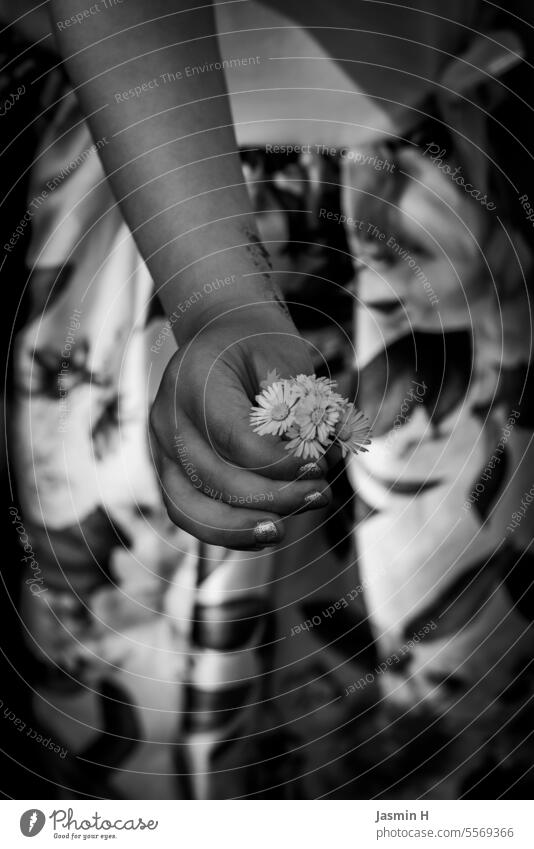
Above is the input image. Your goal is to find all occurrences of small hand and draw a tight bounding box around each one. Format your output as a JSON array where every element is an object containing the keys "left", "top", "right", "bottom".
[{"left": 149, "top": 304, "right": 331, "bottom": 549}]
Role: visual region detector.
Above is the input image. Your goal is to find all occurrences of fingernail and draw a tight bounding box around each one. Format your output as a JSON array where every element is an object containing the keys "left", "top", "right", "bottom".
[
  {"left": 303, "top": 491, "right": 329, "bottom": 509},
  {"left": 298, "top": 462, "right": 322, "bottom": 479},
  {"left": 254, "top": 520, "right": 280, "bottom": 546}
]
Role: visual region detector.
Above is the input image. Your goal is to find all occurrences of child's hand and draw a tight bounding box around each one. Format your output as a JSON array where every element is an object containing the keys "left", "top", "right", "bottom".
[{"left": 149, "top": 305, "right": 331, "bottom": 549}]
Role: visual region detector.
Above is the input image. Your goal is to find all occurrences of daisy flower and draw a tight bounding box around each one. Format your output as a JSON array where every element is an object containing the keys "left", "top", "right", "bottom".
[
  {"left": 250, "top": 381, "right": 296, "bottom": 436},
  {"left": 293, "top": 392, "right": 340, "bottom": 442},
  {"left": 284, "top": 430, "right": 325, "bottom": 460},
  {"left": 250, "top": 373, "right": 373, "bottom": 460},
  {"left": 284, "top": 418, "right": 327, "bottom": 459},
  {"left": 334, "top": 405, "right": 372, "bottom": 457},
  {"left": 292, "top": 374, "right": 337, "bottom": 399},
  {"left": 284, "top": 390, "right": 341, "bottom": 457}
]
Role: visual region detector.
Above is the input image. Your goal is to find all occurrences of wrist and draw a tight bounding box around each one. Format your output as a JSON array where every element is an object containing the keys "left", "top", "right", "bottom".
[{"left": 178, "top": 286, "right": 297, "bottom": 342}]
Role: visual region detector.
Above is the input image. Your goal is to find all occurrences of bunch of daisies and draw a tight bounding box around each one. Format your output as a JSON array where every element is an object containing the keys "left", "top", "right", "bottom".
[{"left": 250, "top": 374, "right": 372, "bottom": 460}]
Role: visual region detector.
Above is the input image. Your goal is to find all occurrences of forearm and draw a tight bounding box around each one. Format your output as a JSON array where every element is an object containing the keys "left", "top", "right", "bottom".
[{"left": 48, "top": 0, "right": 285, "bottom": 340}]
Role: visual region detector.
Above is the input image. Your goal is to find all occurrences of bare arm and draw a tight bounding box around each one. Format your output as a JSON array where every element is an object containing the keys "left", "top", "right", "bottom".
[
  {"left": 48, "top": 0, "right": 278, "bottom": 334},
  {"left": 47, "top": 0, "right": 329, "bottom": 548}
]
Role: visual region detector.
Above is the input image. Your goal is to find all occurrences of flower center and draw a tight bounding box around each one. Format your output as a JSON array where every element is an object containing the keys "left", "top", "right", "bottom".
[
  {"left": 271, "top": 402, "right": 290, "bottom": 421},
  {"left": 310, "top": 408, "right": 326, "bottom": 425}
]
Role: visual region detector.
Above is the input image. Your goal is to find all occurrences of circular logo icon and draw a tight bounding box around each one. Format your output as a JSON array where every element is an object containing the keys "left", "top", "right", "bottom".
[{"left": 20, "top": 810, "right": 46, "bottom": 837}]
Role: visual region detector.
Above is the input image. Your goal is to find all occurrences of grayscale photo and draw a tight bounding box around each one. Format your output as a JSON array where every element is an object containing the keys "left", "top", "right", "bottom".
[{"left": 1, "top": 0, "right": 533, "bottom": 829}]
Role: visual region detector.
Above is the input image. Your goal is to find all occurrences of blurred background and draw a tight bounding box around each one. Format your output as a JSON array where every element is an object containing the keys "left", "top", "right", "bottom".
[{"left": 2, "top": 0, "right": 534, "bottom": 799}]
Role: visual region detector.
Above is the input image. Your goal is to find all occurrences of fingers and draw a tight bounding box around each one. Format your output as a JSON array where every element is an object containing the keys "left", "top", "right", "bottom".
[
  {"left": 203, "top": 390, "right": 329, "bottom": 481},
  {"left": 172, "top": 417, "right": 331, "bottom": 513},
  {"left": 158, "top": 455, "right": 286, "bottom": 550}
]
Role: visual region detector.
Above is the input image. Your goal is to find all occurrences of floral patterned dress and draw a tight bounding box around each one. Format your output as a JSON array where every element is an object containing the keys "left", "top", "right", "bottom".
[{"left": 6, "top": 9, "right": 534, "bottom": 800}]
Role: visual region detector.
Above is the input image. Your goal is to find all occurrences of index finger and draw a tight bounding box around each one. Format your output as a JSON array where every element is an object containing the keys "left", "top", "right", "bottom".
[{"left": 205, "top": 391, "right": 328, "bottom": 481}]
